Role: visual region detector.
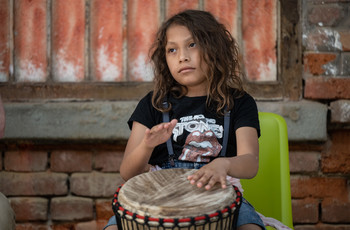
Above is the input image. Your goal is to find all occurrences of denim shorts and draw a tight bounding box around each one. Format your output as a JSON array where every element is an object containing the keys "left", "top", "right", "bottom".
[
  {"left": 104, "top": 160, "right": 265, "bottom": 230},
  {"left": 238, "top": 198, "right": 265, "bottom": 229}
]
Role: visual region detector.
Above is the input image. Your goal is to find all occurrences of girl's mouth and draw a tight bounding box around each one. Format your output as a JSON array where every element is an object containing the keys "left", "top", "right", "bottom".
[{"left": 178, "top": 67, "right": 195, "bottom": 73}]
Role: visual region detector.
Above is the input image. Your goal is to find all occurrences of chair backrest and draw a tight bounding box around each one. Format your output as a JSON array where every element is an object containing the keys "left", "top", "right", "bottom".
[{"left": 240, "top": 112, "right": 294, "bottom": 229}]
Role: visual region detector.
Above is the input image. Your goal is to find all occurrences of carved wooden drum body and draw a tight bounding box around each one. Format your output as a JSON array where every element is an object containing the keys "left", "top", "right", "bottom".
[{"left": 112, "top": 168, "right": 241, "bottom": 230}]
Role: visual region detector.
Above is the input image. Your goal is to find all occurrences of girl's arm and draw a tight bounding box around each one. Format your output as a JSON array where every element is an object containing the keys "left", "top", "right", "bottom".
[
  {"left": 188, "top": 126, "right": 259, "bottom": 190},
  {"left": 120, "top": 119, "right": 178, "bottom": 181}
]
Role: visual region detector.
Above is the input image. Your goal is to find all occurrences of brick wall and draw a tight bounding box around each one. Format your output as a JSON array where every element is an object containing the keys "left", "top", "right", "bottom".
[
  {"left": 0, "top": 147, "right": 125, "bottom": 229},
  {"left": 0, "top": 0, "right": 349, "bottom": 230},
  {"left": 291, "top": 0, "right": 350, "bottom": 230}
]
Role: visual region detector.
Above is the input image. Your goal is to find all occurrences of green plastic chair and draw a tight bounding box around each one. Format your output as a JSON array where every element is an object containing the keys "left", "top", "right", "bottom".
[{"left": 240, "top": 112, "right": 294, "bottom": 229}]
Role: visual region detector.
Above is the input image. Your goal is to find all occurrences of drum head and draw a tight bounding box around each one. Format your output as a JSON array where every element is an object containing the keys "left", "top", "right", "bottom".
[{"left": 117, "top": 168, "right": 236, "bottom": 218}]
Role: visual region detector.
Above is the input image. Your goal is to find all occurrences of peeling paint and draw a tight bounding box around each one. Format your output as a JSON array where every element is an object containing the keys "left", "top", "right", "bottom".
[
  {"left": 127, "top": 0, "right": 159, "bottom": 81},
  {"left": 129, "top": 54, "right": 153, "bottom": 81},
  {"left": 14, "top": 0, "right": 47, "bottom": 82},
  {"left": 340, "top": 103, "right": 350, "bottom": 121},
  {"left": 303, "top": 28, "right": 342, "bottom": 51},
  {"left": 98, "top": 27, "right": 104, "bottom": 40},
  {"left": 10, "top": 64, "right": 13, "bottom": 76},
  {"left": 17, "top": 60, "right": 45, "bottom": 82},
  {"left": 257, "top": 59, "right": 277, "bottom": 81},
  {"left": 204, "top": 0, "right": 238, "bottom": 39},
  {"left": 322, "top": 29, "right": 342, "bottom": 50},
  {"left": 242, "top": 0, "right": 277, "bottom": 81},
  {"left": 323, "top": 62, "right": 338, "bottom": 76},
  {"left": 166, "top": 0, "right": 199, "bottom": 17},
  {"left": 53, "top": 50, "right": 83, "bottom": 82},
  {"left": 97, "top": 45, "right": 121, "bottom": 81}
]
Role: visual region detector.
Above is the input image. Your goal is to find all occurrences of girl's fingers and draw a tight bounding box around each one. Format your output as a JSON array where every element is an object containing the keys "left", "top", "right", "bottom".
[
  {"left": 219, "top": 176, "right": 227, "bottom": 189},
  {"left": 188, "top": 169, "right": 227, "bottom": 190},
  {"left": 203, "top": 176, "right": 227, "bottom": 190},
  {"left": 189, "top": 171, "right": 212, "bottom": 188},
  {"left": 152, "top": 120, "right": 177, "bottom": 134},
  {"left": 197, "top": 173, "right": 212, "bottom": 188},
  {"left": 188, "top": 171, "right": 203, "bottom": 184},
  {"left": 144, "top": 120, "right": 178, "bottom": 148},
  {"left": 203, "top": 176, "right": 215, "bottom": 190}
]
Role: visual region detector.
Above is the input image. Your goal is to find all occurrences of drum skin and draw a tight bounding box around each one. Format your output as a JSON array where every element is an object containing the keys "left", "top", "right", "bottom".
[{"left": 113, "top": 168, "right": 241, "bottom": 229}]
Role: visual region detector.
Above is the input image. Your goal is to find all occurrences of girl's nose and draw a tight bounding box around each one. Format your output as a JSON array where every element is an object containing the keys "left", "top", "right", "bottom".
[{"left": 179, "top": 50, "right": 190, "bottom": 62}]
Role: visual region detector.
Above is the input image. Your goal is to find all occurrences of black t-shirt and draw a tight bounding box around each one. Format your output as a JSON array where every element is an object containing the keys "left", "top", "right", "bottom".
[{"left": 128, "top": 91, "right": 260, "bottom": 166}]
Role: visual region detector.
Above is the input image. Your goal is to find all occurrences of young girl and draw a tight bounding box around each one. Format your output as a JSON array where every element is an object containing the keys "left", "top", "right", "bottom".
[{"left": 105, "top": 10, "right": 265, "bottom": 230}]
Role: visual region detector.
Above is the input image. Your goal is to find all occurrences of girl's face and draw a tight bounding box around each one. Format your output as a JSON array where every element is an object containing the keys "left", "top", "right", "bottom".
[{"left": 165, "top": 25, "right": 208, "bottom": 97}]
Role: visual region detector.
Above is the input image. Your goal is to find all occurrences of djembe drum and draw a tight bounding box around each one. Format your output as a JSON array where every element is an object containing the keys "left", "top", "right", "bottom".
[{"left": 112, "top": 168, "right": 241, "bottom": 230}]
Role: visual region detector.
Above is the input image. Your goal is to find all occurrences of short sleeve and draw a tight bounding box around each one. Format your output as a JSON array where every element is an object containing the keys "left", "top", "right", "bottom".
[
  {"left": 232, "top": 93, "right": 260, "bottom": 137},
  {"left": 127, "top": 92, "right": 162, "bottom": 130}
]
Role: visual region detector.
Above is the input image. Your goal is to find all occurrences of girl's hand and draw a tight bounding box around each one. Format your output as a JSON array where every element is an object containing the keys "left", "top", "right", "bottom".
[
  {"left": 143, "top": 119, "right": 178, "bottom": 149},
  {"left": 187, "top": 158, "right": 230, "bottom": 190}
]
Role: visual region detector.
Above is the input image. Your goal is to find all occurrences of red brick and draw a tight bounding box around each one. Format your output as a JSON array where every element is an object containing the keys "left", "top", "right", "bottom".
[
  {"left": 289, "top": 151, "right": 320, "bottom": 173},
  {"left": 303, "top": 52, "right": 338, "bottom": 75},
  {"left": 307, "top": 5, "right": 345, "bottom": 27},
  {"left": 51, "top": 150, "right": 92, "bottom": 172},
  {"left": 242, "top": 0, "right": 277, "bottom": 81},
  {"left": 76, "top": 220, "right": 108, "bottom": 230},
  {"left": 0, "top": 172, "right": 68, "bottom": 196},
  {"left": 294, "top": 224, "right": 350, "bottom": 230},
  {"left": 0, "top": 0, "right": 10, "bottom": 82},
  {"left": 96, "top": 199, "right": 114, "bottom": 220},
  {"left": 70, "top": 172, "right": 123, "bottom": 197},
  {"left": 304, "top": 77, "right": 350, "bottom": 99},
  {"left": 340, "top": 31, "right": 350, "bottom": 51},
  {"left": 14, "top": 0, "right": 47, "bottom": 82},
  {"left": 290, "top": 176, "right": 348, "bottom": 200},
  {"left": 204, "top": 0, "right": 238, "bottom": 38},
  {"left": 52, "top": 0, "right": 85, "bottom": 82},
  {"left": 90, "top": 0, "right": 124, "bottom": 81},
  {"left": 51, "top": 223, "right": 75, "bottom": 230},
  {"left": 292, "top": 198, "right": 319, "bottom": 224},
  {"left": 322, "top": 130, "right": 350, "bottom": 174},
  {"left": 4, "top": 150, "right": 47, "bottom": 172},
  {"left": 51, "top": 196, "right": 93, "bottom": 221},
  {"left": 166, "top": 0, "right": 199, "bottom": 17},
  {"left": 10, "top": 197, "right": 48, "bottom": 221},
  {"left": 127, "top": 0, "right": 160, "bottom": 81},
  {"left": 94, "top": 151, "right": 123, "bottom": 172},
  {"left": 15, "top": 223, "right": 49, "bottom": 230},
  {"left": 322, "top": 197, "right": 350, "bottom": 223}
]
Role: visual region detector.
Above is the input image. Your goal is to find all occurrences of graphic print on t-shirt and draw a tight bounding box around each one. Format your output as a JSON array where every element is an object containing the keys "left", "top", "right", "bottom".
[{"left": 172, "top": 114, "right": 223, "bottom": 162}]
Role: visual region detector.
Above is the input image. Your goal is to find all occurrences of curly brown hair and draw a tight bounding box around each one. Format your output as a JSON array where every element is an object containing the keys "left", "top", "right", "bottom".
[{"left": 150, "top": 10, "right": 243, "bottom": 115}]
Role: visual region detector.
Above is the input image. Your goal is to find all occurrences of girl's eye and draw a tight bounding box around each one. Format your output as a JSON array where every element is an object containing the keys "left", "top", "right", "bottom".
[
  {"left": 167, "top": 48, "right": 176, "bottom": 53},
  {"left": 189, "top": 42, "right": 196, "bottom": 48}
]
